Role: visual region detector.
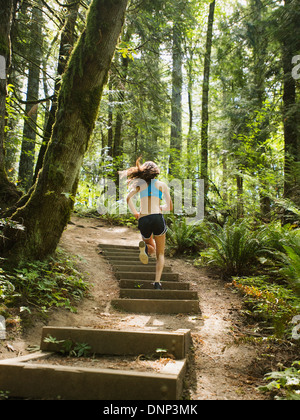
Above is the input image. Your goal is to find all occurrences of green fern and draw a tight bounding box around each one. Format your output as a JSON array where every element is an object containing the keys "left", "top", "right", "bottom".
[
  {"left": 199, "top": 220, "right": 267, "bottom": 276},
  {"left": 280, "top": 234, "right": 300, "bottom": 295},
  {"left": 166, "top": 217, "right": 203, "bottom": 255}
]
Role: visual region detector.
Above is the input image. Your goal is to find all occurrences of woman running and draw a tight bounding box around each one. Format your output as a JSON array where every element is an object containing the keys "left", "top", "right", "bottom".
[{"left": 125, "top": 158, "right": 173, "bottom": 290}]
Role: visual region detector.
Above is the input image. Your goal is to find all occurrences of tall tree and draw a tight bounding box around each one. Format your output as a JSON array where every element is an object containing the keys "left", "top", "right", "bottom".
[
  {"left": 1, "top": 0, "right": 128, "bottom": 262},
  {"left": 200, "top": 0, "right": 215, "bottom": 202},
  {"left": 18, "top": 0, "right": 43, "bottom": 191},
  {"left": 34, "top": 0, "right": 80, "bottom": 183},
  {"left": 280, "top": 0, "right": 300, "bottom": 216},
  {"left": 0, "top": 0, "right": 22, "bottom": 209},
  {"left": 169, "top": 20, "right": 183, "bottom": 176},
  {"left": 251, "top": 0, "right": 270, "bottom": 219},
  {"left": 112, "top": 27, "right": 132, "bottom": 161}
]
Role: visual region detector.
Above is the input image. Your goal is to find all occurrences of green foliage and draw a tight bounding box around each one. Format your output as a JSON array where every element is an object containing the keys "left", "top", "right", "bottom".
[
  {"left": 43, "top": 335, "right": 91, "bottom": 357},
  {"left": 195, "top": 219, "right": 300, "bottom": 292},
  {"left": 0, "top": 390, "right": 10, "bottom": 401},
  {"left": 0, "top": 218, "right": 25, "bottom": 239},
  {"left": 60, "top": 340, "right": 91, "bottom": 357},
  {"left": 0, "top": 248, "right": 89, "bottom": 318},
  {"left": 166, "top": 216, "right": 204, "bottom": 255},
  {"left": 197, "top": 219, "right": 268, "bottom": 276},
  {"left": 280, "top": 238, "right": 300, "bottom": 296},
  {"left": 254, "top": 223, "right": 300, "bottom": 295},
  {"left": 231, "top": 276, "right": 300, "bottom": 338},
  {"left": 258, "top": 362, "right": 300, "bottom": 400}
]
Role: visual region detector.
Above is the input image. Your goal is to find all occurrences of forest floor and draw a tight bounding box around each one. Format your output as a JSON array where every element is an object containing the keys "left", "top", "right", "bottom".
[{"left": 0, "top": 215, "right": 278, "bottom": 400}]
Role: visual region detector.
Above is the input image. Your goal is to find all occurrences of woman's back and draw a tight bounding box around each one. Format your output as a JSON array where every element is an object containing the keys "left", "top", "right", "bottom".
[{"left": 139, "top": 179, "right": 169, "bottom": 216}]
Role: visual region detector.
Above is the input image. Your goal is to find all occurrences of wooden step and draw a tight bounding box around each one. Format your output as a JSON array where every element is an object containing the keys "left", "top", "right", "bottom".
[
  {"left": 119, "top": 289, "right": 198, "bottom": 300},
  {"left": 113, "top": 265, "right": 172, "bottom": 273},
  {"left": 119, "top": 279, "right": 190, "bottom": 290},
  {"left": 111, "top": 298, "right": 200, "bottom": 314},
  {"left": 115, "top": 271, "right": 179, "bottom": 281}
]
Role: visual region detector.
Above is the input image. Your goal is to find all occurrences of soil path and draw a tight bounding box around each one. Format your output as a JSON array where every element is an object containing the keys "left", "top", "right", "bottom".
[{"left": 1, "top": 215, "right": 266, "bottom": 400}]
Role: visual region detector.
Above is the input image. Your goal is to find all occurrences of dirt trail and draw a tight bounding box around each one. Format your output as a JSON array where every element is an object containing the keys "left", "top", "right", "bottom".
[{"left": 0, "top": 215, "right": 266, "bottom": 400}]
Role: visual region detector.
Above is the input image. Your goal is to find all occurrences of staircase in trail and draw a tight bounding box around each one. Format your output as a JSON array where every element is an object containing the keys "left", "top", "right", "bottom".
[
  {"left": 99, "top": 243, "right": 200, "bottom": 315},
  {"left": 0, "top": 243, "right": 199, "bottom": 400}
]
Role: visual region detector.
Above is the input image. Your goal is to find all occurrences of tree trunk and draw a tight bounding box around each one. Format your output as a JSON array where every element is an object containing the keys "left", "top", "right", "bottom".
[
  {"left": 236, "top": 174, "right": 244, "bottom": 218},
  {"left": 33, "top": 0, "right": 80, "bottom": 183},
  {"left": 249, "top": 0, "right": 271, "bottom": 220},
  {"left": 200, "top": 0, "right": 215, "bottom": 202},
  {"left": 186, "top": 48, "right": 194, "bottom": 178},
  {"left": 18, "top": 1, "right": 43, "bottom": 191},
  {"left": 282, "top": 0, "right": 300, "bottom": 215},
  {"left": 112, "top": 28, "right": 131, "bottom": 161},
  {"left": 0, "top": 0, "right": 22, "bottom": 209},
  {"left": 169, "top": 21, "right": 183, "bottom": 176},
  {"left": 1, "top": 0, "right": 128, "bottom": 263},
  {"left": 107, "top": 77, "right": 114, "bottom": 156}
]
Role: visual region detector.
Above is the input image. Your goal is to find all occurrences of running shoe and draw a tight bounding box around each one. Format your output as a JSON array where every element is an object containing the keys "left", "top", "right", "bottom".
[
  {"left": 153, "top": 282, "right": 162, "bottom": 290},
  {"left": 139, "top": 241, "right": 149, "bottom": 265}
]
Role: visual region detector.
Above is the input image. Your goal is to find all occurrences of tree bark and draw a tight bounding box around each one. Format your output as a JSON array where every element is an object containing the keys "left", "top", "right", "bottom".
[
  {"left": 112, "top": 27, "right": 132, "bottom": 161},
  {"left": 107, "top": 76, "right": 114, "bottom": 156},
  {"left": 112, "top": 54, "right": 130, "bottom": 159},
  {"left": 0, "top": 0, "right": 22, "bottom": 209},
  {"left": 249, "top": 0, "right": 271, "bottom": 220},
  {"left": 33, "top": 0, "right": 80, "bottom": 183},
  {"left": 236, "top": 174, "right": 244, "bottom": 219},
  {"left": 18, "top": 1, "right": 43, "bottom": 191},
  {"left": 186, "top": 48, "right": 194, "bottom": 178},
  {"left": 1, "top": 0, "right": 128, "bottom": 262},
  {"left": 282, "top": 0, "right": 300, "bottom": 214},
  {"left": 200, "top": 0, "right": 215, "bottom": 202},
  {"left": 169, "top": 21, "right": 183, "bottom": 176}
]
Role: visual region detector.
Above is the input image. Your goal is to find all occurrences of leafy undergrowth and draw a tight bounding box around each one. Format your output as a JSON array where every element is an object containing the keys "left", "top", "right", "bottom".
[
  {"left": 0, "top": 247, "right": 89, "bottom": 333},
  {"left": 228, "top": 276, "right": 300, "bottom": 400},
  {"left": 258, "top": 362, "right": 300, "bottom": 400},
  {"left": 230, "top": 276, "right": 300, "bottom": 339}
]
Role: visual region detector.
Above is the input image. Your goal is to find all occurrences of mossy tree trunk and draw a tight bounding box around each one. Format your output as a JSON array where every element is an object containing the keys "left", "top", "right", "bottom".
[
  {"left": 33, "top": 0, "right": 80, "bottom": 184},
  {"left": 1, "top": 0, "right": 128, "bottom": 262},
  {"left": 18, "top": 1, "right": 43, "bottom": 191},
  {"left": 200, "top": 0, "right": 215, "bottom": 203},
  {"left": 282, "top": 0, "right": 300, "bottom": 216},
  {"left": 0, "top": 0, "right": 22, "bottom": 209},
  {"left": 169, "top": 21, "right": 183, "bottom": 177}
]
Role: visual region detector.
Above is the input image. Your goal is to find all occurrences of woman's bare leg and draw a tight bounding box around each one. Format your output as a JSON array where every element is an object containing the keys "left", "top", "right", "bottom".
[
  {"left": 143, "top": 235, "right": 156, "bottom": 256},
  {"left": 153, "top": 234, "right": 165, "bottom": 284}
]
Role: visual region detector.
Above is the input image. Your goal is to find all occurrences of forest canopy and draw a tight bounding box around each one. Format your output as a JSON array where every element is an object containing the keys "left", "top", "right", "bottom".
[
  {"left": 0, "top": 0, "right": 299, "bottom": 260},
  {"left": 0, "top": 1, "right": 300, "bottom": 400}
]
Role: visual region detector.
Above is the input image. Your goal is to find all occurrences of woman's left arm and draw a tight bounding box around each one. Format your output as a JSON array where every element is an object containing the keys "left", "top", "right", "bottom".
[{"left": 126, "top": 188, "right": 140, "bottom": 219}]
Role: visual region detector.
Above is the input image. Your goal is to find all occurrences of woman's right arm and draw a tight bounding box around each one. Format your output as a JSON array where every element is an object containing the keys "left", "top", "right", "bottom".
[{"left": 126, "top": 187, "right": 140, "bottom": 219}]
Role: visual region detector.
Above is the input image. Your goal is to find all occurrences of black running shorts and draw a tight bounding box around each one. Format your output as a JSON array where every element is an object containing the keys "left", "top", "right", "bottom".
[{"left": 138, "top": 213, "right": 167, "bottom": 240}]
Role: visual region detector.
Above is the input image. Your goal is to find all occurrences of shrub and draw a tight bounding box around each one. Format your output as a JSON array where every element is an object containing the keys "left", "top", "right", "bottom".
[
  {"left": 198, "top": 220, "right": 268, "bottom": 276},
  {"left": 257, "top": 223, "right": 300, "bottom": 295},
  {"left": 231, "top": 276, "right": 300, "bottom": 337},
  {"left": 0, "top": 248, "right": 89, "bottom": 316},
  {"left": 258, "top": 362, "right": 300, "bottom": 400},
  {"left": 166, "top": 216, "right": 204, "bottom": 255},
  {"left": 279, "top": 235, "right": 300, "bottom": 296}
]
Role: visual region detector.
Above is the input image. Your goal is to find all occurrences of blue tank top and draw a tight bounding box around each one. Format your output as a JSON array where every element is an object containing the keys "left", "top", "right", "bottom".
[{"left": 140, "top": 180, "right": 163, "bottom": 200}]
